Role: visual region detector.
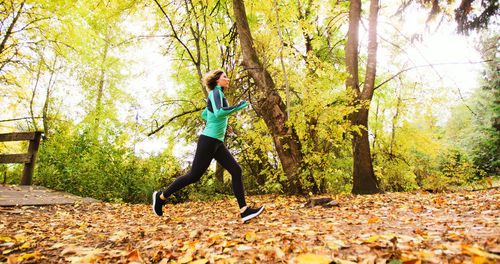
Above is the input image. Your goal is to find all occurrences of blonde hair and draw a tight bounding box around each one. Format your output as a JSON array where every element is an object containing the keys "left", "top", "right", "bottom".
[{"left": 202, "top": 69, "right": 225, "bottom": 92}]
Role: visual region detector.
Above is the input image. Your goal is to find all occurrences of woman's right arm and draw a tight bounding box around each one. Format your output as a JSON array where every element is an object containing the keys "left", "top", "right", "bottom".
[{"left": 210, "top": 89, "right": 247, "bottom": 118}]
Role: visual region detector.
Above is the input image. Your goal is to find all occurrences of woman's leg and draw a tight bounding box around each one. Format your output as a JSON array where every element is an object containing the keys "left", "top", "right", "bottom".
[
  {"left": 213, "top": 144, "right": 247, "bottom": 209},
  {"left": 162, "top": 135, "right": 218, "bottom": 198}
]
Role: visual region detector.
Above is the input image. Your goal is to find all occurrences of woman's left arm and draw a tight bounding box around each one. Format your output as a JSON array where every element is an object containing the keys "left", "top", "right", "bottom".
[{"left": 201, "top": 108, "right": 208, "bottom": 120}]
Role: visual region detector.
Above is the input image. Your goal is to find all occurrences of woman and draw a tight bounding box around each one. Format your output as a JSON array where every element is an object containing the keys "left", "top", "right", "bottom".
[{"left": 152, "top": 69, "right": 264, "bottom": 223}]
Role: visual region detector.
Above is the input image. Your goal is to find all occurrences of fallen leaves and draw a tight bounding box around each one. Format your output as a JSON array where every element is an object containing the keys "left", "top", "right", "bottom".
[
  {"left": 244, "top": 232, "right": 257, "bottom": 242},
  {"left": 295, "top": 253, "right": 331, "bottom": 264},
  {"left": 0, "top": 189, "right": 499, "bottom": 263},
  {"left": 462, "top": 243, "right": 500, "bottom": 263}
]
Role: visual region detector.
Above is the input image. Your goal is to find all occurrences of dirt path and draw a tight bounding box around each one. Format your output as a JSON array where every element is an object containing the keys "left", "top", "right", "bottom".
[
  {"left": 1, "top": 189, "right": 499, "bottom": 263},
  {"left": 0, "top": 185, "right": 98, "bottom": 207}
]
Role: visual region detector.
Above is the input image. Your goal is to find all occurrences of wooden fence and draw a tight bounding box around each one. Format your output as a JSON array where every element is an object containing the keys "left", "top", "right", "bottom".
[{"left": 0, "top": 132, "right": 43, "bottom": 185}]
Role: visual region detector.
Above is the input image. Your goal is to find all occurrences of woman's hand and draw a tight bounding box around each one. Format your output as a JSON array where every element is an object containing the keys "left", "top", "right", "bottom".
[{"left": 226, "top": 125, "right": 234, "bottom": 136}]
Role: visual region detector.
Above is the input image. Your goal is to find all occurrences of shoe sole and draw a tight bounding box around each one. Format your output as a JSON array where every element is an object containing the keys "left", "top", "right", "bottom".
[
  {"left": 152, "top": 191, "right": 162, "bottom": 216},
  {"left": 241, "top": 206, "right": 265, "bottom": 223}
]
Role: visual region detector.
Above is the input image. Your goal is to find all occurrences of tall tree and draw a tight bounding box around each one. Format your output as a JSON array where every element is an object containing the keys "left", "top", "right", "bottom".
[
  {"left": 69, "top": 0, "right": 138, "bottom": 136},
  {"left": 345, "top": 0, "right": 380, "bottom": 194},
  {"left": 232, "top": 0, "right": 306, "bottom": 193}
]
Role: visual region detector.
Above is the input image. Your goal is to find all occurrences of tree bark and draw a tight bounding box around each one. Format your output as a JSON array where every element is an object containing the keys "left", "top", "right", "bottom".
[
  {"left": 351, "top": 108, "right": 379, "bottom": 194},
  {"left": 232, "top": 0, "right": 304, "bottom": 193},
  {"left": 346, "top": 0, "right": 380, "bottom": 194},
  {"left": 345, "top": 0, "right": 360, "bottom": 97}
]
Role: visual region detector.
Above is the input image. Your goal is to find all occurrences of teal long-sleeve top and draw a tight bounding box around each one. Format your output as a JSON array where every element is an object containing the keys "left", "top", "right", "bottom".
[{"left": 201, "top": 86, "right": 248, "bottom": 142}]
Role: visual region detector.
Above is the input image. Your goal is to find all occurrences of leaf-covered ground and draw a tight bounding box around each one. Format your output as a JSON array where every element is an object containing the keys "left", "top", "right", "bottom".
[{"left": 1, "top": 189, "right": 499, "bottom": 263}]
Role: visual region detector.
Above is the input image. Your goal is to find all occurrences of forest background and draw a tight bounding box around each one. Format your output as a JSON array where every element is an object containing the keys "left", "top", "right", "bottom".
[{"left": 0, "top": 0, "right": 498, "bottom": 204}]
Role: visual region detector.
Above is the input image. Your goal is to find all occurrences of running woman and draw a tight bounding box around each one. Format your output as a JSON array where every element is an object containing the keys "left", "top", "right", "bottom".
[{"left": 152, "top": 69, "right": 264, "bottom": 223}]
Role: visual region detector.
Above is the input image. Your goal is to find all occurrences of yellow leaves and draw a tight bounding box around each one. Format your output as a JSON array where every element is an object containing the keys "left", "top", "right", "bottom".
[
  {"left": 189, "top": 230, "right": 201, "bottom": 238},
  {"left": 400, "top": 259, "right": 422, "bottom": 264},
  {"left": 189, "top": 259, "right": 209, "bottom": 264},
  {"left": 207, "top": 233, "right": 226, "bottom": 244},
  {"left": 18, "top": 241, "right": 31, "bottom": 250},
  {"left": 462, "top": 244, "right": 500, "bottom": 263},
  {"left": 471, "top": 256, "right": 496, "bottom": 264},
  {"left": 244, "top": 231, "right": 257, "bottom": 242},
  {"left": 325, "top": 238, "right": 346, "bottom": 250},
  {"left": 0, "top": 235, "right": 15, "bottom": 243},
  {"left": 177, "top": 253, "right": 193, "bottom": 263},
  {"left": 295, "top": 253, "right": 331, "bottom": 264},
  {"left": 109, "top": 230, "right": 128, "bottom": 241},
  {"left": 274, "top": 246, "right": 285, "bottom": 258},
  {"left": 446, "top": 232, "right": 463, "bottom": 241},
  {"left": 364, "top": 235, "right": 380, "bottom": 243},
  {"left": 263, "top": 237, "right": 277, "bottom": 244},
  {"left": 1, "top": 233, "right": 34, "bottom": 255},
  {"left": 16, "top": 252, "right": 42, "bottom": 262}
]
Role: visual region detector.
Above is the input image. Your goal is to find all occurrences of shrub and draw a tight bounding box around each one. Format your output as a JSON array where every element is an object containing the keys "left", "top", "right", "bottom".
[{"left": 35, "top": 128, "right": 183, "bottom": 204}]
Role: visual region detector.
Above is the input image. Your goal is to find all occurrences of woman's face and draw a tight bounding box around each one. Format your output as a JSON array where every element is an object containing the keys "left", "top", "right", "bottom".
[{"left": 216, "top": 72, "right": 229, "bottom": 89}]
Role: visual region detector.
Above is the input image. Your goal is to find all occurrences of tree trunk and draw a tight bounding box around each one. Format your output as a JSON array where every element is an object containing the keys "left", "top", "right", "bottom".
[
  {"left": 30, "top": 59, "right": 42, "bottom": 131},
  {"left": 345, "top": 0, "right": 360, "bottom": 98},
  {"left": 346, "top": 0, "right": 380, "bottom": 194},
  {"left": 93, "top": 38, "right": 110, "bottom": 134},
  {"left": 42, "top": 56, "right": 58, "bottom": 140},
  {"left": 232, "top": 0, "right": 304, "bottom": 193},
  {"left": 351, "top": 108, "right": 379, "bottom": 194}
]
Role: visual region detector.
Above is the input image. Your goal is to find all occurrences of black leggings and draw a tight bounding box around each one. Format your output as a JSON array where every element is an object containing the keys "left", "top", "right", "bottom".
[{"left": 162, "top": 135, "right": 247, "bottom": 208}]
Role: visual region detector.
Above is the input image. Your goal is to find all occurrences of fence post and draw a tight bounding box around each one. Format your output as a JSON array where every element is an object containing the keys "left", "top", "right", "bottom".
[{"left": 20, "top": 132, "right": 42, "bottom": 185}]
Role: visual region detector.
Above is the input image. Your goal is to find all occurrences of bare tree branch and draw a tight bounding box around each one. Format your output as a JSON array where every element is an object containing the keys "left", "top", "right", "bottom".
[
  {"left": 153, "top": 0, "right": 198, "bottom": 70},
  {"left": 147, "top": 107, "right": 203, "bottom": 136},
  {"left": 374, "top": 60, "right": 491, "bottom": 91},
  {"left": 0, "top": 117, "right": 44, "bottom": 123}
]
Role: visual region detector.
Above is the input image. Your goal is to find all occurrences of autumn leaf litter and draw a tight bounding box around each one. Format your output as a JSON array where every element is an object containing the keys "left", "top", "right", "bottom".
[{"left": 1, "top": 189, "right": 499, "bottom": 263}]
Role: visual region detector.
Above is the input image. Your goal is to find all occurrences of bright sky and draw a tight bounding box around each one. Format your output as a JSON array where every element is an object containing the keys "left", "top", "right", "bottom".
[
  {"left": 378, "top": 0, "right": 483, "bottom": 95},
  {"left": 124, "top": 37, "right": 178, "bottom": 156},
  {"left": 372, "top": 0, "right": 488, "bottom": 128}
]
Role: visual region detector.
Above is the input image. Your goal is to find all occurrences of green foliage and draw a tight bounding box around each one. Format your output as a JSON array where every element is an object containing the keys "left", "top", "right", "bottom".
[
  {"left": 369, "top": 69, "right": 484, "bottom": 192},
  {"left": 376, "top": 159, "right": 419, "bottom": 192},
  {"left": 35, "top": 126, "right": 183, "bottom": 204},
  {"left": 0, "top": 141, "right": 30, "bottom": 184},
  {"left": 445, "top": 34, "right": 499, "bottom": 176},
  {"left": 467, "top": 35, "right": 500, "bottom": 173},
  {"left": 0, "top": 164, "right": 23, "bottom": 185}
]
